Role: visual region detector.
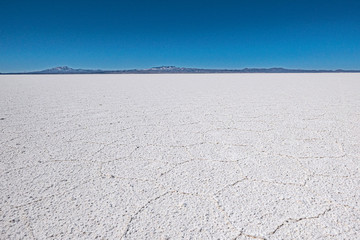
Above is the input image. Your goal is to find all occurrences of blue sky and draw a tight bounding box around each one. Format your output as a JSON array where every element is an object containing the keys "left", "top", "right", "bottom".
[{"left": 1, "top": 0, "right": 359, "bottom": 72}]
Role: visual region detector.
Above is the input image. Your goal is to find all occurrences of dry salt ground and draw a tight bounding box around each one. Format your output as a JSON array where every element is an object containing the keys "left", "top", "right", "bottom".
[{"left": 0, "top": 73, "right": 359, "bottom": 239}]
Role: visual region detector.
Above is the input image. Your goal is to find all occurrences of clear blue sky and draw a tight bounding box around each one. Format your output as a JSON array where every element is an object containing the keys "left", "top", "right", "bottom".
[{"left": 1, "top": 0, "right": 359, "bottom": 72}]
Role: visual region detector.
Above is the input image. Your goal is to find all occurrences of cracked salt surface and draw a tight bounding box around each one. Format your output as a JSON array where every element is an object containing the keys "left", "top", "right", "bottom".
[{"left": 1, "top": 73, "right": 360, "bottom": 239}]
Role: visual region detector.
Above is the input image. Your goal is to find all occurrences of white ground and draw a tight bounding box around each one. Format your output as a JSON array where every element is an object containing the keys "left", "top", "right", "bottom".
[{"left": 0, "top": 73, "right": 359, "bottom": 239}]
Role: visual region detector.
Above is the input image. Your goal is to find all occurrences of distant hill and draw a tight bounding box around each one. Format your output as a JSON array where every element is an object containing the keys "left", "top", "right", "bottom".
[
  {"left": 2, "top": 66, "right": 360, "bottom": 74},
  {"left": 30, "top": 66, "right": 104, "bottom": 74}
]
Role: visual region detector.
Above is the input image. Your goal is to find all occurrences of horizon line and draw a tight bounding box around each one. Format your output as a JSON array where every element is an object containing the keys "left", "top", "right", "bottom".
[{"left": 2, "top": 65, "right": 360, "bottom": 74}]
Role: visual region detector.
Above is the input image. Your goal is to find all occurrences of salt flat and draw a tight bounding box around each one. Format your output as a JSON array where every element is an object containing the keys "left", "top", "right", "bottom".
[{"left": 1, "top": 73, "right": 359, "bottom": 239}]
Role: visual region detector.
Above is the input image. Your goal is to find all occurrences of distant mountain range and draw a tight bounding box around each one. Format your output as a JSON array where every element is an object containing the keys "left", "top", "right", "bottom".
[{"left": 2, "top": 66, "right": 360, "bottom": 74}]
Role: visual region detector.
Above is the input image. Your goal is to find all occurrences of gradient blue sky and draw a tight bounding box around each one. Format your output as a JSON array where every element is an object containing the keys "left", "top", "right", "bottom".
[{"left": 1, "top": 0, "right": 359, "bottom": 72}]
